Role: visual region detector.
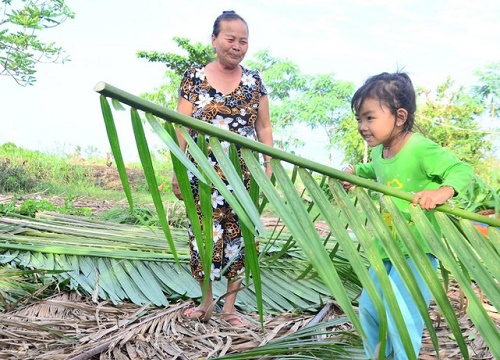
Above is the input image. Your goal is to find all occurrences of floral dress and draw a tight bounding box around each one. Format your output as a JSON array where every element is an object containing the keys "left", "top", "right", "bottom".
[{"left": 179, "top": 65, "right": 267, "bottom": 281}]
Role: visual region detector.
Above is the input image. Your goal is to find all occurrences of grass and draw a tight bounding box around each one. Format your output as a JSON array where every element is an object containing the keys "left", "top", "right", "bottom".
[
  {"left": 0, "top": 142, "right": 180, "bottom": 222},
  {"left": 3, "top": 139, "right": 495, "bottom": 240}
]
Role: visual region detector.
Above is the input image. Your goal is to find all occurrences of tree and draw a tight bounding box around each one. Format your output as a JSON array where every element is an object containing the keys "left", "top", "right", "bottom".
[
  {"left": 471, "top": 63, "right": 500, "bottom": 183},
  {"left": 472, "top": 62, "right": 500, "bottom": 123},
  {"left": 245, "top": 50, "right": 308, "bottom": 153},
  {"left": 136, "top": 36, "right": 214, "bottom": 110},
  {"left": 0, "top": 0, "right": 74, "bottom": 86},
  {"left": 417, "top": 78, "right": 490, "bottom": 168},
  {"left": 292, "top": 74, "right": 355, "bottom": 165}
]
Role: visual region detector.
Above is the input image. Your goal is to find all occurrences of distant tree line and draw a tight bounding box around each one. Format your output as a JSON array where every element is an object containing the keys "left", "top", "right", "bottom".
[
  {"left": 3, "top": 1, "right": 498, "bottom": 179},
  {"left": 137, "top": 38, "right": 500, "bottom": 179}
]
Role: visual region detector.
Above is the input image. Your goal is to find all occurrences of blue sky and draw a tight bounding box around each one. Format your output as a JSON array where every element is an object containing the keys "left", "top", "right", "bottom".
[{"left": 1, "top": 0, "right": 499, "bottom": 167}]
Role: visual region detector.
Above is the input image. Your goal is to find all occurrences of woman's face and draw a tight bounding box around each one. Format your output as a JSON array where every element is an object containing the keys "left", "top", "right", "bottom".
[{"left": 212, "top": 19, "right": 248, "bottom": 68}]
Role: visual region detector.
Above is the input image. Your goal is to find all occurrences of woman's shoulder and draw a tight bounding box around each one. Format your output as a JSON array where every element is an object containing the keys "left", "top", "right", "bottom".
[
  {"left": 183, "top": 64, "right": 205, "bottom": 76},
  {"left": 241, "top": 66, "right": 262, "bottom": 78}
]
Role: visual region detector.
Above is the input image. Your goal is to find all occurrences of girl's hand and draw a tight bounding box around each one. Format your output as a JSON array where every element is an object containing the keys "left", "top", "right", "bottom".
[
  {"left": 412, "top": 186, "right": 454, "bottom": 210},
  {"left": 172, "top": 176, "right": 183, "bottom": 200},
  {"left": 340, "top": 165, "right": 355, "bottom": 192}
]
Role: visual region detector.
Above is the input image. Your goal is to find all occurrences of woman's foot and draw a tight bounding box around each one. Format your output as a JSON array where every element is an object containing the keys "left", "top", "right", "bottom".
[{"left": 221, "top": 313, "right": 249, "bottom": 327}]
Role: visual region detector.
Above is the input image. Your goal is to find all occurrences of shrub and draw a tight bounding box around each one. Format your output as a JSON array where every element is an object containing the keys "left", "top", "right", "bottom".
[{"left": 0, "top": 159, "right": 36, "bottom": 193}]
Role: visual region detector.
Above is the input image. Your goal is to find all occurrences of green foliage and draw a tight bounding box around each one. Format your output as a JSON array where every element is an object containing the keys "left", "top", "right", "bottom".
[
  {"left": 101, "top": 201, "right": 188, "bottom": 228},
  {"left": 0, "top": 157, "right": 36, "bottom": 192},
  {"left": 0, "top": 142, "right": 94, "bottom": 190},
  {"left": 472, "top": 62, "right": 500, "bottom": 120},
  {"left": 137, "top": 36, "right": 215, "bottom": 77},
  {"left": 19, "top": 199, "right": 56, "bottom": 217},
  {"left": 0, "top": 198, "right": 16, "bottom": 215},
  {"left": 246, "top": 50, "right": 307, "bottom": 100},
  {"left": 0, "top": 196, "right": 93, "bottom": 218},
  {"left": 454, "top": 175, "right": 500, "bottom": 215},
  {"left": 0, "top": 266, "right": 66, "bottom": 312},
  {"left": 246, "top": 50, "right": 309, "bottom": 152},
  {"left": 0, "top": 0, "right": 75, "bottom": 86},
  {"left": 417, "top": 78, "right": 490, "bottom": 165},
  {"left": 0, "top": 142, "right": 177, "bottom": 219},
  {"left": 293, "top": 74, "right": 355, "bottom": 163},
  {"left": 60, "top": 196, "right": 93, "bottom": 217},
  {"left": 137, "top": 36, "right": 215, "bottom": 110}
]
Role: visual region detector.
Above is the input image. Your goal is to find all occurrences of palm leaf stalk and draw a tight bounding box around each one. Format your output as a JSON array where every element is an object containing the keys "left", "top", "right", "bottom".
[{"left": 93, "top": 82, "right": 500, "bottom": 359}]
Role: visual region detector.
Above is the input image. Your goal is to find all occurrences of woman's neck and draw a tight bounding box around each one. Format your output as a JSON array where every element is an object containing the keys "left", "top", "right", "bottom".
[
  {"left": 205, "top": 61, "right": 242, "bottom": 95},
  {"left": 211, "top": 60, "right": 240, "bottom": 74}
]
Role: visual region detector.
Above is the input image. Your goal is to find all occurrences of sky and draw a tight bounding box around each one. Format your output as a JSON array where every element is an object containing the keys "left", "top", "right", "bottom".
[{"left": 1, "top": 0, "right": 499, "bottom": 168}]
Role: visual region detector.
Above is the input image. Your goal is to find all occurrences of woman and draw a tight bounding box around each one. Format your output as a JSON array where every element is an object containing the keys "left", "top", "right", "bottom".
[{"left": 172, "top": 10, "right": 273, "bottom": 326}]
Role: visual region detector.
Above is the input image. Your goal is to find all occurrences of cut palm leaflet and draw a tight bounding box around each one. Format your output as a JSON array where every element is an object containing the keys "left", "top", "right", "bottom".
[{"left": 0, "top": 81, "right": 498, "bottom": 359}]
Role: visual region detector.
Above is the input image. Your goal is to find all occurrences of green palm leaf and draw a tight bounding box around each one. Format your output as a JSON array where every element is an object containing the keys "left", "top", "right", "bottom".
[
  {"left": 90, "top": 82, "right": 500, "bottom": 358},
  {"left": 3, "top": 82, "right": 494, "bottom": 359},
  {"left": 0, "top": 213, "right": 344, "bottom": 313}
]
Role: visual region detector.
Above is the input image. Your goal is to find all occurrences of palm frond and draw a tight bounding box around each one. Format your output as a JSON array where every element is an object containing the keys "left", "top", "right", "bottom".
[
  {"left": 89, "top": 82, "right": 500, "bottom": 358},
  {"left": 5, "top": 82, "right": 494, "bottom": 359},
  {"left": 0, "top": 213, "right": 346, "bottom": 313},
  {"left": 90, "top": 82, "right": 500, "bottom": 359}
]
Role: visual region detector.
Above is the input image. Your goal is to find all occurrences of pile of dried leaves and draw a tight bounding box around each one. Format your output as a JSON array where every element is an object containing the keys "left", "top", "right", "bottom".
[
  {"left": 0, "top": 292, "right": 345, "bottom": 359},
  {"left": 0, "top": 286, "right": 497, "bottom": 359}
]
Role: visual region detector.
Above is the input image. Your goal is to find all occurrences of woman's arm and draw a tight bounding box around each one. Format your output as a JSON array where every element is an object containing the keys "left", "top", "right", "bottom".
[
  {"left": 172, "top": 96, "right": 194, "bottom": 200},
  {"left": 255, "top": 95, "right": 273, "bottom": 176},
  {"left": 175, "top": 97, "right": 193, "bottom": 153}
]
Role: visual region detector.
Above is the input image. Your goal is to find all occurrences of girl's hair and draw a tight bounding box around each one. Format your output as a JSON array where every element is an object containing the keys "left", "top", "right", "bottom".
[
  {"left": 351, "top": 72, "right": 416, "bottom": 131},
  {"left": 212, "top": 10, "right": 248, "bottom": 37}
]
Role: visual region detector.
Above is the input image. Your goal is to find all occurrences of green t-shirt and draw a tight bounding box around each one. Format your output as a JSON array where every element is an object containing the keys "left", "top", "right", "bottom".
[{"left": 355, "top": 133, "right": 474, "bottom": 259}]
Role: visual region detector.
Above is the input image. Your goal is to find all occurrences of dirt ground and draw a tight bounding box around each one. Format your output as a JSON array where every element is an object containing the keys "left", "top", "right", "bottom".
[{"left": 88, "top": 164, "right": 148, "bottom": 191}]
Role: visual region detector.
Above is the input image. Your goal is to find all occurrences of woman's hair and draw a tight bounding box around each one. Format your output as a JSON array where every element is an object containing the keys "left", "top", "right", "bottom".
[
  {"left": 351, "top": 72, "right": 416, "bottom": 131},
  {"left": 212, "top": 10, "right": 248, "bottom": 37}
]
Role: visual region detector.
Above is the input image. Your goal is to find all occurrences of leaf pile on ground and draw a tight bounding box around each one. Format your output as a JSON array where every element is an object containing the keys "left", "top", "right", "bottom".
[{"left": 0, "top": 287, "right": 497, "bottom": 359}]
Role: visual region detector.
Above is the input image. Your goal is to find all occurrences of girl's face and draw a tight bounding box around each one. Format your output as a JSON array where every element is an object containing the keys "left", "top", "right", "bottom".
[
  {"left": 212, "top": 19, "right": 248, "bottom": 68},
  {"left": 355, "top": 97, "right": 404, "bottom": 148}
]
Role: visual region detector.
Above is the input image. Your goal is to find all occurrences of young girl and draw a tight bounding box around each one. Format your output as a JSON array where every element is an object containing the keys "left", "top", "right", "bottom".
[{"left": 342, "top": 72, "right": 473, "bottom": 359}]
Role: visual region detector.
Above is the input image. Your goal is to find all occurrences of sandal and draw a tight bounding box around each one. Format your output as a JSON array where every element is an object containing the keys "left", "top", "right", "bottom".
[{"left": 221, "top": 313, "right": 250, "bottom": 327}]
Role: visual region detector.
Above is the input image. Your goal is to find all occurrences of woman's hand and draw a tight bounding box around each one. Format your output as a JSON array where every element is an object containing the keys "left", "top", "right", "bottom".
[
  {"left": 265, "top": 163, "right": 272, "bottom": 179},
  {"left": 172, "top": 176, "right": 183, "bottom": 200}
]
